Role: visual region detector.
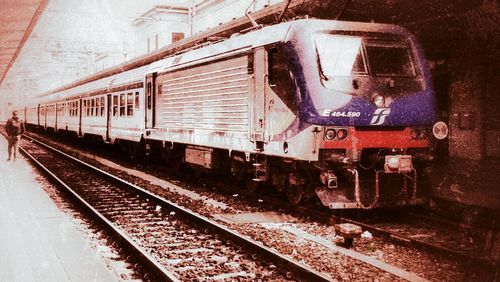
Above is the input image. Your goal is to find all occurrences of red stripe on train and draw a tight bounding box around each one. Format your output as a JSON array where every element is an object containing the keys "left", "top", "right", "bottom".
[{"left": 321, "top": 127, "right": 429, "bottom": 149}]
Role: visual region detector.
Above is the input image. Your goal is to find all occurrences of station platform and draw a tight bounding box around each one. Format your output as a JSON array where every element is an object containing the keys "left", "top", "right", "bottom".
[{"left": 0, "top": 137, "right": 118, "bottom": 281}]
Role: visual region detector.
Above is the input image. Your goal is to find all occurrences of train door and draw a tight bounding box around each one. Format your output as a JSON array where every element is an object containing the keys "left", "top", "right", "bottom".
[
  {"left": 251, "top": 48, "right": 268, "bottom": 147},
  {"left": 145, "top": 73, "right": 156, "bottom": 130},
  {"left": 106, "top": 94, "right": 112, "bottom": 142},
  {"left": 78, "top": 99, "right": 82, "bottom": 137}
]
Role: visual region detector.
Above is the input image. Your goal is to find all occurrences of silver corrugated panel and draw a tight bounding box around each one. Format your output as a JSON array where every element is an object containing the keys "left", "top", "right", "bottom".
[{"left": 160, "top": 56, "right": 250, "bottom": 133}]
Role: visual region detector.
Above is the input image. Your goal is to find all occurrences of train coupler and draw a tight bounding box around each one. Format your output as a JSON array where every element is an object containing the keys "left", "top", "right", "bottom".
[
  {"left": 320, "top": 170, "right": 338, "bottom": 188},
  {"left": 316, "top": 168, "right": 381, "bottom": 209}
]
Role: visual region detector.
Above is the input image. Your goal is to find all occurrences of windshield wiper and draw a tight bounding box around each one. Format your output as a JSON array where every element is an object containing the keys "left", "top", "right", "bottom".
[{"left": 316, "top": 52, "right": 329, "bottom": 81}]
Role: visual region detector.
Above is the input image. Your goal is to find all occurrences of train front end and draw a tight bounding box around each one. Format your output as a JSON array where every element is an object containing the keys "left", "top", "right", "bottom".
[{"left": 287, "top": 20, "right": 447, "bottom": 209}]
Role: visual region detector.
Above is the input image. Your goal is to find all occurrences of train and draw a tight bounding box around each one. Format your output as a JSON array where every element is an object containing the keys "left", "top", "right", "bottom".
[{"left": 18, "top": 19, "right": 448, "bottom": 209}]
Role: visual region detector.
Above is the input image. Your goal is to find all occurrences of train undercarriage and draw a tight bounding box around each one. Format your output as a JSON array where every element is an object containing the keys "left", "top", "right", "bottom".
[
  {"left": 147, "top": 138, "right": 433, "bottom": 209},
  {"left": 26, "top": 124, "right": 434, "bottom": 210}
]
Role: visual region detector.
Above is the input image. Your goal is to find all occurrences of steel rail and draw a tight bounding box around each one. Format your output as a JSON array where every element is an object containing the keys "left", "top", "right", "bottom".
[
  {"left": 17, "top": 136, "right": 180, "bottom": 282},
  {"left": 243, "top": 190, "right": 499, "bottom": 273},
  {"left": 20, "top": 134, "right": 334, "bottom": 282},
  {"left": 169, "top": 161, "right": 498, "bottom": 274}
]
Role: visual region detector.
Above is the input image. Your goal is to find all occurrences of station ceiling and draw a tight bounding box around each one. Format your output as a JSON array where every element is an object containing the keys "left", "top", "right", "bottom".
[{"left": 0, "top": 0, "right": 47, "bottom": 87}]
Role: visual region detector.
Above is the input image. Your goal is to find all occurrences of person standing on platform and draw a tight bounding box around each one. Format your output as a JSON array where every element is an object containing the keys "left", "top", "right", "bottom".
[{"left": 5, "top": 110, "right": 25, "bottom": 161}]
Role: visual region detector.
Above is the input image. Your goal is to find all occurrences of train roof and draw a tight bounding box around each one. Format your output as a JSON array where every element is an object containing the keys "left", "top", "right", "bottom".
[
  {"left": 33, "top": 64, "right": 149, "bottom": 105},
  {"left": 33, "top": 19, "right": 414, "bottom": 105},
  {"left": 147, "top": 19, "right": 413, "bottom": 75}
]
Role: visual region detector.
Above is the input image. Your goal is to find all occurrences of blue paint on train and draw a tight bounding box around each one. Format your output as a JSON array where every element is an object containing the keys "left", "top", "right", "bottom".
[
  {"left": 296, "top": 90, "right": 436, "bottom": 126},
  {"left": 279, "top": 22, "right": 437, "bottom": 128}
]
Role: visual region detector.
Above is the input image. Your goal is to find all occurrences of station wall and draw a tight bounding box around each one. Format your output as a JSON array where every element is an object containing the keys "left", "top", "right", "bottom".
[{"left": 409, "top": 0, "right": 500, "bottom": 209}]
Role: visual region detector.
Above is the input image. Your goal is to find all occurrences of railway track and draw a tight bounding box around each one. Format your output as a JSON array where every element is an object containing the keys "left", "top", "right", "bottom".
[
  {"left": 272, "top": 199, "right": 498, "bottom": 277},
  {"left": 17, "top": 131, "right": 498, "bottom": 280},
  {"left": 179, "top": 164, "right": 499, "bottom": 277},
  {"left": 17, "top": 134, "right": 333, "bottom": 281},
  {"left": 237, "top": 187, "right": 498, "bottom": 275}
]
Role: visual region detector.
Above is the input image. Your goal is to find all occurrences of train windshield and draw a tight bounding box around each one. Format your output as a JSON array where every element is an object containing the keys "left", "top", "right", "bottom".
[
  {"left": 315, "top": 34, "right": 416, "bottom": 77},
  {"left": 315, "top": 34, "right": 367, "bottom": 76}
]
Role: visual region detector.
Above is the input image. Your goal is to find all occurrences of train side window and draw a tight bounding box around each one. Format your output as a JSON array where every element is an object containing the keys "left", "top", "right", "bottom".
[
  {"left": 268, "top": 47, "right": 297, "bottom": 110},
  {"left": 83, "top": 100, "right": 87, "bottom": 116},
  {"left": 100, "top": 97, "right": 105, "bottom": 116},
  {"left": 91, "top": 98, "right": 95, "bottom": 116},
  {"left": 95, "top": 98, "right": 100, "bottom": 117},
  {"left": 95, "top": 98, "right": 99, "bottom": 116},
  {"left": 112, "top": 95, "right": 117, "bottom": 116},
  {"left": 135, "top": 92, "right": 140, "bottom": 110},
  {"left": 147, "top": 82, "right": 152, "bottom": 109},
  {"left": 120, "top": 93, "right": 125, "bottom": 116},
  {"left": 127, "top": 93, "right": 133, "bottom": 116}
]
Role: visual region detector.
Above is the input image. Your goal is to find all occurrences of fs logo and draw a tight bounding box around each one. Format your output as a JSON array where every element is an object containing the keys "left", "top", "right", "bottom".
[{"left": 369, "top": 108, "right": 391, "bottom": 125}]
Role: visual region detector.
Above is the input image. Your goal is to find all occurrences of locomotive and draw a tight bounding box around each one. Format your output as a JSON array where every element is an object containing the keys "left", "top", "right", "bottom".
[{"left": 20, "top": 19, "right": 447, "bottom": 209}]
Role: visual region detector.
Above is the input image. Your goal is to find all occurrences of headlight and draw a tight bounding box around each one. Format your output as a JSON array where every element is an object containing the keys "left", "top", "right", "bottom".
[
  {"left": 384, "top": 155, "right": 413, "bottom": 173},
  {"left": 386, "top": 157, "right": 400, "bottom": 170},
  {"left": 432, "top": 121, "right": 449, "bottom": 140},
  {"left": 337, "top": 129, "right": 348, "bottom": 140},
  {"left": 325, "top": 129, "right": 336, "bottom": 140},
  {"left": 324, "top": 128, "right": 348, "bottom": 140},
  {"left": 419, "top": 129, "right": 428, "bottom": 139},
  {"left": 410, "top": 128, "right": 429, "bottom": 140},
  {"left": 410, "top": 128, "right": 420, "bottom": 140},
  {"left": 372, "top": 94, "right": 385, "bottom": 108}
]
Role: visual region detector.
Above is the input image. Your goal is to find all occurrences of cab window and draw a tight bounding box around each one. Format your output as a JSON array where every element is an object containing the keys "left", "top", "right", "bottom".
[{"left": 268, "top": 47, "right": 297, "bottom": 110}]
